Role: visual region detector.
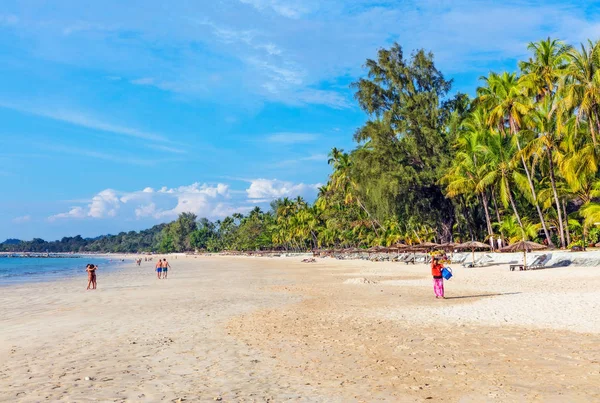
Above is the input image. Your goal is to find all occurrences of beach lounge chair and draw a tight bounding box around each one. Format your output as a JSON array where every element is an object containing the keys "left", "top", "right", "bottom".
[
  {"left": 450, "top": 253, "right": 467, "bottom": 264},
  {"left": 510, "top": 254, "right": 551, "bottom": 271},
  {"left": 528, "top": 254, "right": 550, "bottom": 270},
  {"left": 464, "top": 254, "right": 494, "bottom": 268},
  {"left": 509, "top": 263, "right": 525, "bottom": 271},
  {"left": 414, "top": 255, "right": 427, "bottom": 264}
]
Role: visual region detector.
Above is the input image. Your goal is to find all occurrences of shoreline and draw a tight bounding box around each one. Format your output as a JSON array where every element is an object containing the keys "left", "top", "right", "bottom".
[{"left": 0, "top": 255, "right": 132, "bottom": 287}]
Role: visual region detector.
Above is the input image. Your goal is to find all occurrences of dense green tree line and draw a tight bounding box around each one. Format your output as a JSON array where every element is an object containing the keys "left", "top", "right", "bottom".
[
  {"left": 1, "top": 224, "right": 167, "bottom": 253},
  {"left": 5, "top": 39, "right": 600, "bottom": 253}
]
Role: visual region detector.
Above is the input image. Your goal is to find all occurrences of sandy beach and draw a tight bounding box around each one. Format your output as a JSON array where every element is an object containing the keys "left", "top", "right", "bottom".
[{"left": 1, "top": 255, "right": 599, "bottom": 402}]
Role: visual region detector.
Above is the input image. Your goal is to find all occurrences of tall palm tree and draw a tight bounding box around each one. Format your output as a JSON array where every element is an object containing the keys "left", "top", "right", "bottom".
[
  {"left": 477, "top": 72, "right": 555, "bottom": 246},
  {"left": 519, "top": 37, "right": 571, "bottom": 101},
  {"left": 480, "top": 130, "right": 525, "bottom": 232},
  {"left": 560, "top": 40, "right": 600, "bottom": 146},
  {"left": 327, "top": 148, "right": 381, "bottom": 233},
  {"left": 523, "top": 97, "right": 567, "bottom": 247},
  {"left": 442, "top": 108, "right": 495, "bottom": 248}
]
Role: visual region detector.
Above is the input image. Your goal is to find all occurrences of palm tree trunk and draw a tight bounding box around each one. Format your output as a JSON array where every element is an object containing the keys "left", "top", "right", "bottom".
[
  {"left": 491, "top": 189, "right": 503, "bottom": 247},
  {"left": 563, "top": 199, "right": 571, "bottom": 245},
  {"left": 590, "top": 108, "right": 599, "bottom": 146},
  {"left": 505, "top": 176, "right": 524, "bottom": 231},
  {"left": 492, "top": 188, "right": 502, "bottom": 224},
  {"left": 356, "top": 197, "right": 381, "bottom": 235},
  {"left": 310, "top": 230, "right": 318, "bottom": 249},
  {"left": 480, "top": 192, "right": 495, "bottom": 250},
  {"left": 546, "top": 148, "right": 565, "bottom": 248},
  {"left": 514, "top": 137, "right": 554, "bottom": 247},
  {"left": 460, "top": 196, "right": 474, "bottom": 242}
]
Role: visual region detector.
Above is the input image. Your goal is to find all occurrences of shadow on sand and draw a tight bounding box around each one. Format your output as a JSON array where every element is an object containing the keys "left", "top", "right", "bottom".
[{"left": 445, "top": 292, "right": 521, "bottom": 300}]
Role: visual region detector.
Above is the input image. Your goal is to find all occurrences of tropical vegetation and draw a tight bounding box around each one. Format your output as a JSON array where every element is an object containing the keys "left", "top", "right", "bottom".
[{"left": 5, "top": 38, "right": 600, "bottom": 253}]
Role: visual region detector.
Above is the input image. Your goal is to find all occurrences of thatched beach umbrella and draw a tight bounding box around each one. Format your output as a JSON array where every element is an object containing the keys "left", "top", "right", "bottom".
[
  {"left": 456, "top": 241, "right": 491, "bottom": 266},
  {"left": 500, "top": 240, "right": 546, "bottom": 267},
  {"left": 385, "top": 243, "right": 406, "bottom": 259},
  {"left": 415, "top": 241, "right": 440, "bottom": 251},
  {"left": 367, "top": 245, "right": 388, "bottom": 253},
  {"left": 439, "top": 242, "right": 456, "bottom": 251}
]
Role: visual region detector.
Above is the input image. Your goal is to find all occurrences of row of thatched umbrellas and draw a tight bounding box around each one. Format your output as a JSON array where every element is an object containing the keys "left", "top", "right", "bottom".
[{"left": 317, "top": 239, "right": 547, "bottom": 266}]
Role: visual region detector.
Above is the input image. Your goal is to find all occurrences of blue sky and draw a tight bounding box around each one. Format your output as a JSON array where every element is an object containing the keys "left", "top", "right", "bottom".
[{"left": 2, "top": 0, "right": 600, "bottom": 241}]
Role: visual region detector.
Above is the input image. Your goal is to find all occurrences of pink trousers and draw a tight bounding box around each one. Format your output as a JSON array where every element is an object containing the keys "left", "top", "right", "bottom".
[{"left": 433, "top": 278, "right": 444, "bottom": 297}]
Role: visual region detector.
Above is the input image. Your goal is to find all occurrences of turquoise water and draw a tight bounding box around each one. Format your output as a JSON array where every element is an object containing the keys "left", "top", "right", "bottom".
[{"left": 0, "top": 256, "right": 123, "bottom": 285}]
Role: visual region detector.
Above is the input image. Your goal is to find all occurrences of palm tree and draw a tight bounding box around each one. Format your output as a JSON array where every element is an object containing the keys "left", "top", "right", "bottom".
[
  {"left": 327, "top": 147, "right": 345, "bottom": 167},
  {"left": 276, "top": 197, "right": 295, "bottom": 218},
  {"left": 327, "top": 148, "right": 381, "bottom": 233},
  {"left": 522, "top": 97, "right": 567, "bottom": 247},
  {"left": 442, "top": 108, "right": 495, "bottom": 248},
  {"left": 477, "top": 72, "right": 555, "bottom": 247},
  {"left": 560, "top": 40, "right": 600, "bottom": 146},
  {"left": 519, "top": 37, "right": 571, "bottom": 101},
  {"left": 480, "top": 130, "right": 525, "bottom": 232}
]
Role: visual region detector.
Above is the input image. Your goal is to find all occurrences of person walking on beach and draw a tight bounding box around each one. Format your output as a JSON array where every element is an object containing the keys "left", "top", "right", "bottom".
[
  {"left": 155, "top": 259, "right": 162, "bottom": 279},
  {"left": 431, "top": 255, "right": 445, "bottom": 299},
  {"left": 162, "top": 258, "right": 171, "bottom": 279},
  {"left": 86, "top": 264, "right": 97, "bottom": 290}
]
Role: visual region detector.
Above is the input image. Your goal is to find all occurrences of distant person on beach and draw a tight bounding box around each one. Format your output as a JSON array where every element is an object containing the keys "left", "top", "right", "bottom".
[
  {"left": 86, "top": 264, "right": 97, "bottom": 290},
  {"left": 155, "top": 260, "right": 162, "bottom": 279},
  {"left": 431, "top": 256, "right": 444, "bottom": 299},
  {"left": 162, "top": 259, "right": 171, "bottom": 279}
]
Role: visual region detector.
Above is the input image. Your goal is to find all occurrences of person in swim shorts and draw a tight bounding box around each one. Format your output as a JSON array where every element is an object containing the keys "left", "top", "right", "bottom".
[
  {"left": 162, "top": 258, "right": 171, "bottom": 279},
  {"left": 156, "top": 259, "right": 162, "bottom": 279}
]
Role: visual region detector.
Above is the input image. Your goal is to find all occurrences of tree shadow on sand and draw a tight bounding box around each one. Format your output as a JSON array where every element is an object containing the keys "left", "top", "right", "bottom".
[{"left": 445, "top": 292, "right": 521, "bottom": 300}]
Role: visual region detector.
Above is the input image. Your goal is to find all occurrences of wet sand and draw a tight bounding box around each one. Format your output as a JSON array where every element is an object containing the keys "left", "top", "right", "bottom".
[{"left": 1, "top": 255, "right": 599, "bottom": 402}]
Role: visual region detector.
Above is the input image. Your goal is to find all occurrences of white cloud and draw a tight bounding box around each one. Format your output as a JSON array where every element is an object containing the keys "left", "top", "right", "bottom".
[
  {"left": 292, "top": 89, "right": 351, "bottom": 109},
  {"left": 144, "top": 144, "right": 188, "bottom": 154},
  {"left": 12, "top": 215, "right": 31, "bottom": 224},
  {"left": 89, "top": 189, "right": 120, "bottom": 218},
  {"left": 135, "top": 203, "right": 158, "bottom": 218},
  {"left": 301, "top": 154, "right": 327, "bottom": 161},
  {"left": 10, "top": 1, "right": 600, "bottom": 111},
  {"left": 49, "top": 182, "right": 233, "bottom": 221},
  {"left": 62, "top": 21, "right": 114, "bottom": 36},
  {"left": 266, "top": 132, "right": 318, "bottom": 144},
  {"left": 248, "top": 58, "right": 304, "bottom": 87},
  {"left": 153, "top": 183, "right": 231, "bottom": 218},
  {"left": 48, "top": 179, "right": 319, "bottom": 223},
  {"left": 0, "top": 100, "right": 185, "bottom": 153},
  {"left": 272, "top": 153, "right": 328, "bottom": 168},
  {"left": 40, "top": 144, "right": 158, "bottom": 166},
  {"left": 49, "top": 207, "right": 86, "bottom": 221},
  {"left": 239, "top": 0, "right": 315, "bottom": 18},
  {"left": 0, "top": 101, "right": 167, "bottom": 143},
  {"left": 196, "top": 19, "right": 283, "bottom": 58},
  {"left": 246, "top": 178, "right": 320, "bottom": 201},
  {"left": 211, "top": 203, "right": 254, "bottom": 217}
]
